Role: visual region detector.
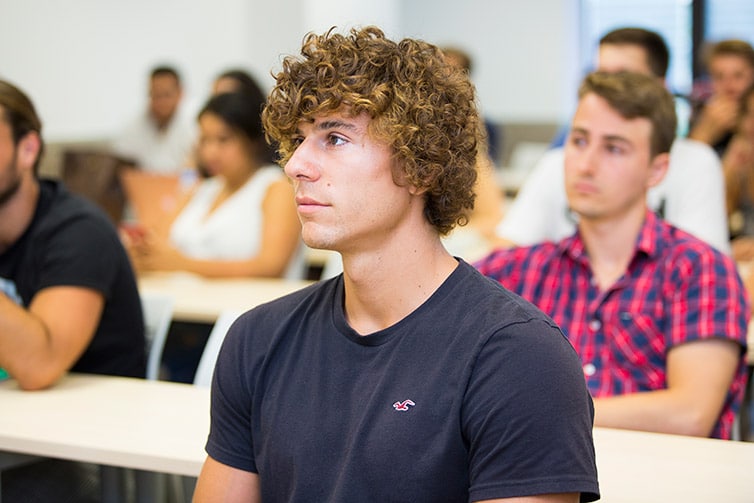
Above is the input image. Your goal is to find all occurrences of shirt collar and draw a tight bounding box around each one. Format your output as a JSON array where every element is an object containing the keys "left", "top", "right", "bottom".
[{"left": 560, "top": 208, "right": 664, "bottom": 262}]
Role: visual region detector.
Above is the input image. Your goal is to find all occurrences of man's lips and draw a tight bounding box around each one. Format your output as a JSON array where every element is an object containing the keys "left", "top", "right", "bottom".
[
  {"left": 295, "top": 196, "right": 329, "bottom": 215},
  {"left": 295, "top": 196, "right": 326, "bottom": 206},
  {"left": 572, "top": 181, "right": 598, "bottom": 194}
]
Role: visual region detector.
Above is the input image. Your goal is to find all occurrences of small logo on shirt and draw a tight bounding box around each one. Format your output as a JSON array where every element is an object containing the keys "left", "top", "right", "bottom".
[{"left": 392, "top": 399, "right": 415, "bottom": 411}]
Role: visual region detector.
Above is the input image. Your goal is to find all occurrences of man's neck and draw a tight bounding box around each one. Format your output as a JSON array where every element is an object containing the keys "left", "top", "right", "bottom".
[
  {"left": 340, "top": 225, "right": 457, "bottom": 336},
  {"left": 578, "top": 206, "right": 647, "bottom": 291},
  {"left": 0, "top": 177, "right": 40, "bottom": 254},
  {"left": 152, "top": 113, "right": 174, "bottom": 132}
]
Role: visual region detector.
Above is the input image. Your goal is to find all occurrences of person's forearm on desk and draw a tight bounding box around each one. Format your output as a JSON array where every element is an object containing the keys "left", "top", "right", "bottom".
[
  {"left": 593, "top": 338, "right": 741, "bottom": 437},
  {"left": 0, "top": 287, "right": 103, "bottom": 390}
]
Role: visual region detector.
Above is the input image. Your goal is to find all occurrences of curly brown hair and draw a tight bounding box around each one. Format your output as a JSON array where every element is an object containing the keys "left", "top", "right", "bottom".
[{"left": 262, "top": 26, "right": 480, "bottom": 235}]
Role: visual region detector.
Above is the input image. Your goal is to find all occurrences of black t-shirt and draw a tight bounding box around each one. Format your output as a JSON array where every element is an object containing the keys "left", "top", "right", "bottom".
[
  {"left": 207, "top": 261, "right": 600, "bottom": 502},
  {"left": 0, "top": 180, "right": 145, "bottom": 378}
]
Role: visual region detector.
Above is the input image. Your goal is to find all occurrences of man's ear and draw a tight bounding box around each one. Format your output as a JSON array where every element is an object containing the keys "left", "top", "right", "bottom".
[
  {"left": 407, "top": 184, "right": 427, "bottom": 196},
  {"left": 647, "top": 151, "right": 669, "bottom": 189},
  {"left": 17, "top": 132, "right": 41, "bottom": 171}
]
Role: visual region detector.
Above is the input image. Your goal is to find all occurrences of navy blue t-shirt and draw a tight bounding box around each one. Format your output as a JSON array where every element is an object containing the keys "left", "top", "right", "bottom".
[{"left": 207, "top": 260, "right": 599, "bottom": 502}]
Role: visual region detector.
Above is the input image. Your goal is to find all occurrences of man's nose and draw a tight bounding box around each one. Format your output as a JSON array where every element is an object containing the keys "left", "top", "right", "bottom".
[{"left": 284, "top": 139, "right": 319, "bottom": 181}]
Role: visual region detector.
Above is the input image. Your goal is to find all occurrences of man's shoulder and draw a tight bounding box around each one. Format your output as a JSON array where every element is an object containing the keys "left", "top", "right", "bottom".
[
  {"left": 528, "top": 146, "right": 565, "bottom": 175},
  {"left": 167, "top": 109, "right": 198, "bottom": 137},
  {"left": 658, "top": 218, "right": 733, "bottom": 265},
  {"left": 669, "top": 138, "right": 721, "bottom": 169},
  {"left": 474, "top": 241, "right": 561, "bottom": 277},
  {"left": 119, "top": 112, "right": 154, "bottom": 135},
  {"left": 36, "top": 180, "right": 118, "bottom": 239}
]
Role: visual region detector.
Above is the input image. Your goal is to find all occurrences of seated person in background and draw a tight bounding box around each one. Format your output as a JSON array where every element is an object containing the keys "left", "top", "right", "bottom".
[
  {"left": 125, "top": 91, "right": 303, "bottom": 279},
  {"left": 194, "top": 26, "right": 599, "bottom": 502},
  {"left": 112, "top": 65, "right": 197, "bottom": 174},
  {"left": 212, "top": 68, "right": 266, "bottom": 97},
  {"left": 723, "top": 84, "right": 754, "bottom": 261},
  {"left": 0, "top": 79, "right": 146, "bottom": 390},
  {"left": 195, "top": 68, "right": 272, "bottom": 178},
  {"left": 499, "top": 27, "right": 730, "bottom": 254},
  {"left": 440, "top": 48, "right": 506, "bottom": 251},
  {"left": 689, "top": 39, "right": 754, "bottom": 157},
  {"left": 477, "top": 71, "right": 749, "bottom": 440},
  {"left": 0, "top": 79, "right": 146, "bottom": 501},
  {"left": 463, "top": 148, "right": 505, "bottom": 250},
  {"left": 441, "top": 46, "right": 502, "bottom": 163}
]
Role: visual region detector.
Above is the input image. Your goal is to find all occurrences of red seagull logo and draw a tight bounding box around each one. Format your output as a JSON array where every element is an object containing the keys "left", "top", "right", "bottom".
[{"left": 392, "top": 400, "right": 416, "bottom": 411}]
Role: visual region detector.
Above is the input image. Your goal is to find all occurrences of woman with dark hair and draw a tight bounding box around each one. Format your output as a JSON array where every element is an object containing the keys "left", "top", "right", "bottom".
[
  {"left": 127, "top": 91, "right": 303, "bottom": 278},
  {"left": 213, "top": 68, "right": 266, "bottom": 98}
]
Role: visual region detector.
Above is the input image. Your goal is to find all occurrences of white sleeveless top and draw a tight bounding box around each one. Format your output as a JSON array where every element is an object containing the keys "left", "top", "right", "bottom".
[{"left": 169, "top": 166, "right": 306, "bottom": 279}]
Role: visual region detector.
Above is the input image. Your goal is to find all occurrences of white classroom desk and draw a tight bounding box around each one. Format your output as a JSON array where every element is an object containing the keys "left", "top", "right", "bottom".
[
  {"left": 137, "top": 272, "right": 314, "bottom": 323},
  {"left": 1, "top": 374, "right": 754, "bottom": 502},
  {"left": 0, "top": 374, "right": 208, "bottom": 476}
]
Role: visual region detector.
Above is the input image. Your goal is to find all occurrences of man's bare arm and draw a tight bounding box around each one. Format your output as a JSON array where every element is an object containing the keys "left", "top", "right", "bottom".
[
  {"left": 0, "top": 286, "right": 104, "bottom": 390},
  {"left": 476, "top": 493, "right": 579, "bottom": 503},
  {"left": 193, "top": 456, "right": 260, "bottom": 503},
  {"left": 593, "top": 338, "right": 741, "bottom": 436}
]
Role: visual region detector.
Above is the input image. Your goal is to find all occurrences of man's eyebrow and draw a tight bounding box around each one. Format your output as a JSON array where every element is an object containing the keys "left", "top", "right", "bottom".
[
  {"left": 603, "top": 134, "right": 632, "bottom": 145},
  {"left": 570, "top": 126, "right": 588, "bottom": 136},
  {"left": 316, "top": 120, "right": 360, "bottom": 132}
]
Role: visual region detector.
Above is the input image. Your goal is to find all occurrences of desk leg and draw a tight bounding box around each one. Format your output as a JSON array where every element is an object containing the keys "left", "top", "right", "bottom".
[
  {"left": 0, "top": 453, "right": 44, "bottom": 503},
  {"left": 134, "top": 469, "right": 167, "bottom": 503},
  {"left": 741, "top": 366, "right": 754, "bottom": 441},
  {"left": 100, "top": 465, "right": 128, "bottom": 503}
]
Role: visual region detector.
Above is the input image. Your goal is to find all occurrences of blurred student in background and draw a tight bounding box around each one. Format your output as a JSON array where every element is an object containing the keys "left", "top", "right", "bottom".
[
  {"left": 125, "top": 90, "right": 303, "bottom": 279},
  {"left": 478, "top": 71, "right": 749, "bottom": 440},
  {"left": 440, "top": 47, "right": 506, "bottom": 250},
  {"left": 498, "top": 27, "right": 730, "bottom": 254},
  {"left": 212, "top": 68, "right": 266, "bottom": 97},
  {"left": 723, "top": 84, "right": 754, "bottom": 260},
  {"left": 193, "top": 68, "right": 271, "bottom": 178},
  {"left": 0, "top": 79, "right": 145, "bottom": 501},
  {"left": 689, "top": 39, "right": 754, "bottom": 157},
  {"left": 112, "top": 65, "right": 197, "bottom": 173}
]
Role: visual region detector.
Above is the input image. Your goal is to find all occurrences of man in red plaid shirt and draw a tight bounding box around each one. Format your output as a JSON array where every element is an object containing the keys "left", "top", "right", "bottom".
[{"left": 476, "top": 71, "right": 749, "bottom": 440}]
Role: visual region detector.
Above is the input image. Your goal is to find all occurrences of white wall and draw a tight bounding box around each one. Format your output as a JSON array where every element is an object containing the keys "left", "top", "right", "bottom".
[
  {"left": 401, "top": 0, "right": 581, "bottom": 124},
  {"left": 0, "top": 0, "right": 578, "bottom": 142}
]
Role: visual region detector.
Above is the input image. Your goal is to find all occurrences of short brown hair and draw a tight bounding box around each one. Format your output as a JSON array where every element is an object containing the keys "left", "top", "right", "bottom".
[
  {"left": 599, "top": 27, "right": 670, "bottom": 79},
  {"left": 0, "top": 80, "right": 44, "bottom": 174},
  {"left": 262, "top": 26, "right": 480, "bottom": 235},
  {"left": 705, "top": 39, "right": 754, "bottom": 70},
  {"left": 578, "top": 71, "right": 676, "bottom": 157}
]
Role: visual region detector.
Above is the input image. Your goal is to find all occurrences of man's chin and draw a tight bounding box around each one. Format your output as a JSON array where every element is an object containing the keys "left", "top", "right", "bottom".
[{"left": 301, "top": 232, "right": 337, "bottom": 252}]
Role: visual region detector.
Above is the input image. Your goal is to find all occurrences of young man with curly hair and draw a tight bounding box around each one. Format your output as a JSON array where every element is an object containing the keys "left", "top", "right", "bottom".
[{"left": 193, "top": 27, "right": 599, "bottom": 503}]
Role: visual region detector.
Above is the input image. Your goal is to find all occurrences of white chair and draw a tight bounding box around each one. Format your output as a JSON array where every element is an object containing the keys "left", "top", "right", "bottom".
[
  {"left": 107, "top": 293, "right": 174, "bottom": 503},
  {"left": 140, "top": 293, "right": 174, "bottom": 381},
  {"left": 194, "top": 310, "right": 243, "bottom": 387},
  {"left": 175, "top": 310, "right": 244, "bottom": 501}
]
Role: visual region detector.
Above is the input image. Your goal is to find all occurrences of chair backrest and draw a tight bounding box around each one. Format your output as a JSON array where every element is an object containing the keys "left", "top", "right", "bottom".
[
  {"left": 194, "top": 310, "right": 243, "bottom": 387},
  {"left": 61, "top": 149, "right": 136, "bottom": 224},
  {"left": 140, "top": 293, "right": 175, "bottom": 381}
]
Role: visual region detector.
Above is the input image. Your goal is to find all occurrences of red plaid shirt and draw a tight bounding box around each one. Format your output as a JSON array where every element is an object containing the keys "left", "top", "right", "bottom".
[{"left": 475, "top": 210, "right": 750, "bottom": 439}]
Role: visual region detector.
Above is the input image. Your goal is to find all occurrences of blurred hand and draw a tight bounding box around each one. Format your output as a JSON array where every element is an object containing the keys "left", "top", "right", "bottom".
[
  {"left": 120, "top": 226, "right": 183, "bottom": 273},
  {"left": 723, "top": 135, "right": 754, "bottom": 179},
  {"left": 732, "top": 236, "right": 754, "bottom": 262},
  {"left": 691, "top": 96, "right": 740, "bottom": 145}
]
